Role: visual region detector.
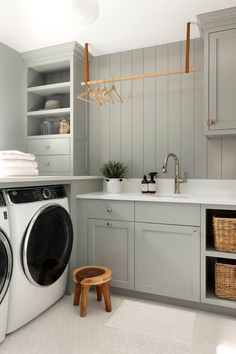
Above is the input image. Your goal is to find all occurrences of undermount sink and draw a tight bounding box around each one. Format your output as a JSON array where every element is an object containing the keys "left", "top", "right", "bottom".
[{"left": 156, "top": 193, "right": 191, "bottom": 198}]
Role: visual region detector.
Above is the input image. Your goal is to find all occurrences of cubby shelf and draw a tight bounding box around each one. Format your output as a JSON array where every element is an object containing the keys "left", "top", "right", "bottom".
[
  {"left": 202, "top": 206, "right": 236, "bottom": 310},
  {"left": 27, "top": 82, "right": 70, "bottom": 96},
  {"left": 205, "top": 249, "right": 236, "bottom": 260},
  {"left": 205, "top": 290, "right": 236, "bottom": 309},
  {"left": 27, "top": 107, "right": 71, "bottom": 118}
]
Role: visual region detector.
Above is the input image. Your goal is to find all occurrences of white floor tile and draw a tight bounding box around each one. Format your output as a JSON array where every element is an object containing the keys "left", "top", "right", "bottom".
[{"left": 0, "top": 293, "right": 236, "bottom": 354}]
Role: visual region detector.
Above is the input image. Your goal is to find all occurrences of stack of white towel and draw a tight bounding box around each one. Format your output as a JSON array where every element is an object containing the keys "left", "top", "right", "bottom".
[{"left": 0, "top": 151, "right": 39, "bottom": 177}]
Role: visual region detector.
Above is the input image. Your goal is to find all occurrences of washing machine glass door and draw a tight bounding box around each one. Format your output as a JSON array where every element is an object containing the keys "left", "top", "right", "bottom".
[
  {"left": 0, "top": 231, "right": 12, "bottom": 304},
  {"left": 23, "top": 204, "right": 73, "bottom": 287}
]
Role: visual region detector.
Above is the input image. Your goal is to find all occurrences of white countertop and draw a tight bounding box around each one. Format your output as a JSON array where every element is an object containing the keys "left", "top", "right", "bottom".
[
  {"left": 76, "top": 192, "right": 236, "bottom": 206},
  {"left": 0, "top": 175, "right": 102, "bottom": 187}
]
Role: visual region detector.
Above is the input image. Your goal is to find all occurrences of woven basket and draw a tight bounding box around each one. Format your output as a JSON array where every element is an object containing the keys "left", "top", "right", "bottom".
[
  {"left": 213, "top": 217, "right": 236, "bottom": 253},
  {"left": 215, "top": 261, "right": 236, "bottom": 301}
]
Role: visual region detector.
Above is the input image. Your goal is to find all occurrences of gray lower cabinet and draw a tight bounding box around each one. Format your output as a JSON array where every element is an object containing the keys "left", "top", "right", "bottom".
[
  {"left": 88, "top": 219, "right": 135, "bottom": 290},
  {"left": 135, "top": 222, "right": 200, "bottom": 301}
]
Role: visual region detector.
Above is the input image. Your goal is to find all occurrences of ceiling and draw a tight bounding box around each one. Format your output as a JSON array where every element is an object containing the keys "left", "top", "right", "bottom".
[{"left": 1, "top": 0, "right": 236, "bottom": 56}]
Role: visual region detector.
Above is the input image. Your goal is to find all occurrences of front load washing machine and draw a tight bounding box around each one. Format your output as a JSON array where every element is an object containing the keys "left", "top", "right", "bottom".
[
  {"left": 0, "top": 191, "right": 12, "bottom": 343},
  {"left": 5, "top": 185, "right": 73, "bottom": 333}
]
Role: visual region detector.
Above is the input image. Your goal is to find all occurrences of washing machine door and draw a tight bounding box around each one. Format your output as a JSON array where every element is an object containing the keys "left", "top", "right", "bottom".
[
  {"left": 22, "top": 204, "right": 73, "bottom": 287},
  {"left": 0, "top": 231, "right": 12, "bottom": 303}
]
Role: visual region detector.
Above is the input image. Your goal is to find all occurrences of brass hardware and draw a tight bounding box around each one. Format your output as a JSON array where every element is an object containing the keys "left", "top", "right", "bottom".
[
  {"left": 107, "top": 208, "right": 112, "bottom": 213},
  {"left": 106, "top": 221, "right": 112, "bottom": 227},
  {"left": 207, "top": 119, "right": 216, "bottom": 127}
]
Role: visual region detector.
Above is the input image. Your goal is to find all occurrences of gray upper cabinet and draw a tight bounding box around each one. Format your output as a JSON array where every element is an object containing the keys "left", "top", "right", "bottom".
[
  {"left": 208, "top": 29, "right": 236, "bottom": 132},
  {"left": 198, "top": 8, "right": 236, "bottom": 136},
  {"left": 135, "top": 223, "right": 200, "bottom": 301}
]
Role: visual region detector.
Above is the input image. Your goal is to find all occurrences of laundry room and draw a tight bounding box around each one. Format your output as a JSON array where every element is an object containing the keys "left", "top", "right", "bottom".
[{"left": 1, "top": 1, "right": 236, "bottom": 354}]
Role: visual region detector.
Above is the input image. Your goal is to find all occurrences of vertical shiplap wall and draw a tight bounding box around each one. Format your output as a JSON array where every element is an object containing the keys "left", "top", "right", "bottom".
[{"left": 89, "top": 38, "right": 236, "bottom": 179}]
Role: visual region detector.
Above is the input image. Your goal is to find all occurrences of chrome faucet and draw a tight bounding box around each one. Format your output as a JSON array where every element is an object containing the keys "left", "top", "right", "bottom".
[{"left": 162, "top": 153, "right": 187, "bottom": 194}]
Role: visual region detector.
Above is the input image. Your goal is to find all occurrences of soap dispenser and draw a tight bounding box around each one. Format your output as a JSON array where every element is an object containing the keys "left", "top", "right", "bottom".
[
  {"left": 148, "top": 172, "right": 158, "bottom": 193},
  {"left": 141, "top": 175, "right": 149, "bottom": 193}
]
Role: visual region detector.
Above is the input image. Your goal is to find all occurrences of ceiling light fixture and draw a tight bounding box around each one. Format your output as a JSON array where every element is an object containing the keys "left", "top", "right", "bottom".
[{"left": 73, "top": 0, "right": 100, "bottom": 25}]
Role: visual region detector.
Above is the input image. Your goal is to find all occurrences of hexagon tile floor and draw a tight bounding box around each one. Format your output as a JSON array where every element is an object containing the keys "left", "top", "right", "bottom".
[{"left": 1, "top": 294, "right": 236, "bottom": 354}]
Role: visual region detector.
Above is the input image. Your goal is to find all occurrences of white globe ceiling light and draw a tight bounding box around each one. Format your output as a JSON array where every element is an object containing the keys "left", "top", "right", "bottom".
[{"left": 73, "top": 0, "right": 100, "bottom": 25}]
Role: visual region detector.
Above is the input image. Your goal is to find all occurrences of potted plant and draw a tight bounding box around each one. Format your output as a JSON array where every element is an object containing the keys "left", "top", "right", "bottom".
[{"left": 101, "top": 161, "right": 128, "bottom": 193}]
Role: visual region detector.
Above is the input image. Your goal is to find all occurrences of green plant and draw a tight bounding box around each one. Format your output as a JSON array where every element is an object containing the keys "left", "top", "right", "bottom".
[{"left": 101, "top": 161, "right": 128, "bottom": 179}]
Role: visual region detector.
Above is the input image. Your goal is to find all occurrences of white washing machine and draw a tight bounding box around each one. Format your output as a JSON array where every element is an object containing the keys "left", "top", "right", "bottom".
[
  {"left": 5, "top": 185, "right": 73, "bottom": 333},
  {"left": 0, "top": 191, "right": 13, "bottom": 343}
]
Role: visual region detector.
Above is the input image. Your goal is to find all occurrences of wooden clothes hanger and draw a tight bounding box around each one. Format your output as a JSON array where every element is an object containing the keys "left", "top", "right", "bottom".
[
  {"left": 77, "top": 88, "right": 99, "bottom": 106},
  {"left": 101, "top": 81, "right": 114, "bottom": 104},
  {"left": 105, "top": 83, "right": 123, "bottom": 103}
]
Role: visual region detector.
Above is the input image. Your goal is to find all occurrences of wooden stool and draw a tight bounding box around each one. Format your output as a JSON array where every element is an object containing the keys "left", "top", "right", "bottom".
[{"left": 73, "top": 265, "right": 112, "bottom": 317}]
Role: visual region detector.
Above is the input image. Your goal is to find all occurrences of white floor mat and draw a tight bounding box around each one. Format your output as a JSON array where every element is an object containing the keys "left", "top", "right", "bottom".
[{"left": 105, "top": 299, "right": 196, "bottom": 346}]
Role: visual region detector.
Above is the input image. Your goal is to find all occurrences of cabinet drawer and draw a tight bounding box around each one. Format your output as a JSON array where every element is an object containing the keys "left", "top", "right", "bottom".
[
  {"left": 37, "top": 155, "right": 70, "bottom": 172},
  {"left": 135, "top": 202, "right": 200, "bottom": 226},
  {"left": 88, "top": 200, "right": 134, "bottom": 221},
  {"left": 28, "top": 137, "right": 70, "bottom": 155}
]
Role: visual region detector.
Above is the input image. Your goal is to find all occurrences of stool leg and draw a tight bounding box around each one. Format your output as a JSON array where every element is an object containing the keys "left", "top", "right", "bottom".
[
  {"left": 80, "top": 285, "right": 90, "bottom": 317},
  {"left": 73, "top": 283, "right": 81, "bottom": 306},
  {"left": 96, "top": 285, "right": 102, "bottom": 302},
  {"left": 102, "top": 282, "right": 112, "bottom": 312}
]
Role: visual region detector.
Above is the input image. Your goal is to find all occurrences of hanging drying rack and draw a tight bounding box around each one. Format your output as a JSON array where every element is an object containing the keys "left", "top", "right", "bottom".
[{"left": 80, "top": 22, "right": 200, "bottom": 87}]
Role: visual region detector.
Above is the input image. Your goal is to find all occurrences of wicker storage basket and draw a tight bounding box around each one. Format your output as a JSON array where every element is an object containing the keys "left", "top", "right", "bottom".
[
  {"left": 213, "top": 217, "right": 236, "bottom": 253},
  {"left": 215, "top": 261, "right": 236, "bottom": 301}
]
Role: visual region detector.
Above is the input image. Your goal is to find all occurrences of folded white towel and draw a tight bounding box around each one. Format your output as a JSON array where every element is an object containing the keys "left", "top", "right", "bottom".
[
  {"left": 0, "top": 159, "right": 38, "bottom": 169},
  {"left": 0, "top": 167, "right": 39, "bottom": 176},
  {"left": 0, "top": 151, "right": 36, "bottom": 161}
]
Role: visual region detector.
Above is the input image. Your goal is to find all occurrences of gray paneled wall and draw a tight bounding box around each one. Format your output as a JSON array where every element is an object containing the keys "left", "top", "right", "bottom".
[
  {"left": 0, "top": 43, "right": 25, "bottom": 151},
  {"left": 88, "top": 39, "right": 236, "bottom": 179}
]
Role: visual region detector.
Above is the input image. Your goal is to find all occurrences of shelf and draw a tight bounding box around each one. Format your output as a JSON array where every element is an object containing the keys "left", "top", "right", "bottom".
[
  {"left": 205, "top": 248, "right": 236, "bottom": 260},
  {"left": 204, "top": 290, "right": 236, "bottom": 309},
  {"left": 27, "top": 107, "right": 70, "bottom": 118},
  {"left": 26, "top": 134, "right": 70, "bottom": 140},
  {"left": 27, "top": 82, "right": 70, "bottom": 96}
]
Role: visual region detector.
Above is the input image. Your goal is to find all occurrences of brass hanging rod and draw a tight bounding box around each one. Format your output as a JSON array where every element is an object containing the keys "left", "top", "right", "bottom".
[{"left": 81, "top": 22, "right": 200, "bottom": 87}]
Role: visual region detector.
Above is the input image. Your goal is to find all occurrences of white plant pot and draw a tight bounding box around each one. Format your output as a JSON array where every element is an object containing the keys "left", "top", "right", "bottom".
[{"left": 105, "top": 179, "right": 123, "bottom": 193}]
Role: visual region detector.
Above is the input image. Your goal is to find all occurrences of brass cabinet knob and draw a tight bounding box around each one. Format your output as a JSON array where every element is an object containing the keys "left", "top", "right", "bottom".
[
  {"left": 107, "top": 208, "right": 112, "bottom": 213},
  {"left": 106, "top": 221, "right": 112, "bottom": 227},
  {"left": 207, "top": 119, "right": 216, "bottom": 127}
]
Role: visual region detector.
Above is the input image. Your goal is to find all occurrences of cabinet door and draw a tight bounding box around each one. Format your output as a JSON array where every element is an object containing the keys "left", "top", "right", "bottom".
[
  {"left": 208, "top": 29, "right": 236, "bottom": 132},
  {"left": 88, "top": 219, "right": 134, "bottom": 290},
  {"left": 135, "top": 223, "right": 200, "bottom": 301}
]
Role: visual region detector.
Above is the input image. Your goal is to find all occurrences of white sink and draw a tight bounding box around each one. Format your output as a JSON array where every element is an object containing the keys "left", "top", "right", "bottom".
[{"left": 157, "top": 193, "right": 191, "bottom": 198}]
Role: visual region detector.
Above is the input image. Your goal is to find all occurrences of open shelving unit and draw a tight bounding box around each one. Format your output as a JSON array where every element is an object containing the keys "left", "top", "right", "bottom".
[
  {"left": 23, "top": 42, "right": 88, "bottom": 175},
  {"left": 201, "top": 205, "right": 236, "bottom": 309}
]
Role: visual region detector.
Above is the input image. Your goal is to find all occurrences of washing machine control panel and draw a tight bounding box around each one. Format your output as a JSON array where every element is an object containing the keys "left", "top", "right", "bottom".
[
  {"left": 7, "top": 185, "right": 66, "bottom": 204},
  {"left": 0, "top": 191, "right": 6, "bottom": 206}
]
